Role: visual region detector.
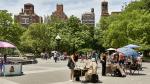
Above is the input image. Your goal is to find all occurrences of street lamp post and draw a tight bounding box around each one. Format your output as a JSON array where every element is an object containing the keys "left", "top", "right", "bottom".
[{"left": 55, "top": 34, "right": 61, "bottom": 52}]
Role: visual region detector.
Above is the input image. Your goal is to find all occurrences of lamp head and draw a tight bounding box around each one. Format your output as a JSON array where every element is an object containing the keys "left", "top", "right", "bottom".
[{"left": 55, "top": 34, "right": 61, "bottom": 40}]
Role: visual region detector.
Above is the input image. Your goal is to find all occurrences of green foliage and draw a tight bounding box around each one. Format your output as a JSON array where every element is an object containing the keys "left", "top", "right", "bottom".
[
  {"left": 124, "top": 1, "right": 144, "bottom": 12},
  {"left": 65, "top": 16, "right": 92, "bottom": 51},
  {"left": 21, "top": 16, "right": 93, "bottom": 54},
  {"left": 142, "top": 0, "right": 150, "bottom": 11},
  {"left": 0, "top": 10, "right": 24, "bottom": 47},
  {"left": 77, "top": 48, "right": 93, "bottom": 55},
  {"left": 99, "top": 0, "right": 150, "bottom": 50},
  {"left": 21, "top": 23, "right": 56, "bottom": 53}
]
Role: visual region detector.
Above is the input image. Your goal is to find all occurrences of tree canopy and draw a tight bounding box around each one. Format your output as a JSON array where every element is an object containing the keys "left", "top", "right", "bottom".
[
  {"left": 20, "top": 16, "right": 93, "bottom": 54},
  {"left": 0, "top": 10, "right": 24, "bottom": 47},
  {"left": 99, "top": 0, "right": 150, "bottom": 50}
]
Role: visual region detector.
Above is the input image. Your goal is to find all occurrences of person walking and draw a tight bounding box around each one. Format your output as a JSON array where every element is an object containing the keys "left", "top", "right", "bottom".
[
  {"left": 54, "top": 51, "right": 57, "bottom": 63},
  {"left": 67, "top": 52, "right": 78, "bottom": 81}
]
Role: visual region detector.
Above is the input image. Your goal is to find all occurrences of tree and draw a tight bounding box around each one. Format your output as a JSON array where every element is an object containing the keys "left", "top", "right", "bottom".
[
  {"left": 21, "top": 15, "right": 93, "bottom": 54},
  {"left": 61, "top": 16, "right": 92, "bottom": 53},
  {"left": 20, "top": 23, "right": 56, "bottom": 53},
  {"left": 99, "top": 1, "right": 150, "bottom": 50},
  {"left": 0, "top": 10, "right": 24, "bottom": 47}
]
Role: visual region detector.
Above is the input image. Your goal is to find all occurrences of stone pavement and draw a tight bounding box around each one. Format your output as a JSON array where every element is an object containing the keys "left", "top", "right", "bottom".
[
  {"left": 0, "top": 78, "right": 19, "bottom": 84},
  {"left": 0, "top": 58, "right": 150, "bottom": 84}
]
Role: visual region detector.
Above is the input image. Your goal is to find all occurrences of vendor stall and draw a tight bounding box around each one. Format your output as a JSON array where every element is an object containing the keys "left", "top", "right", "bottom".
[{"left": 0, "top": 41, "right": 23, "bottom": 76}]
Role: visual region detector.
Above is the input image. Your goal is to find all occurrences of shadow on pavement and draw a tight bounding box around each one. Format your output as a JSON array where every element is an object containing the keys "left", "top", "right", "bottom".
[
  {"left": 131, "top": 73, "right": 147, "bottom": 76},
  {"left": 142, "top": 67, "right": 148, "bottom": 69},
  {"left": 1, "top": 73, "right": 24, "bottom": 78},
  {"left": 81, "top": 80, "right": 103, "bottom": 83}
]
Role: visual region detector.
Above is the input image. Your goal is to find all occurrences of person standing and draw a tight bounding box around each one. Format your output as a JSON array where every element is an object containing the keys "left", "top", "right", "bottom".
[
  {"left": 0, "top": 59, "right": 3, "bottom": 76},
  {"left": 91, "top": 51, "right": 98, "bottom": 63},
  {"left": 40, "top": 52, "right": 44, "bottom": 59},
  {"left": 67, "top": 52, "right": 78, "bottom": 81},
  {"left": 54, "top": 51, "right": 57, "bottom": 62},
  {"left": 44, "top": 52, "right": 49, "bottom": 60},
  {"left": 4, "top": 54, "right": 7, "bottom": 63},
  {"left": 101, "top": 52, "right": 107, "bottom": 76}
]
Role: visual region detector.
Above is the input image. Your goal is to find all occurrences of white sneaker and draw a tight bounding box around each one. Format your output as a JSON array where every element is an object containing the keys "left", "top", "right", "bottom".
[{"left": 69, "top": 80, "right": 73, "bottom": 82}]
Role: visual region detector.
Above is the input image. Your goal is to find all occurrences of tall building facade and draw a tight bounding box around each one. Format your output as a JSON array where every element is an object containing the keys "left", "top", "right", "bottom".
[
  {"left": 51, "top": 4, "right": 68, "bottom": 21},
  {"left": 14, "top": 3, "right": 43, "bottom": 27},
  {"left": 101, "top": 0, "right": 109, "bottom": 16},
  {"left": 82, "top": 8, "right": 95, "bottom": 37},
  {"left": 81, "top": 8, "right": 95, "bottom": 27}
]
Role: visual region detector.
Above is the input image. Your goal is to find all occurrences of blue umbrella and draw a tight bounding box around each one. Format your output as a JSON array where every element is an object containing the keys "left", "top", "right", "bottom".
[
  {"left": 117, "top": 47, "right": 139, "bottom": 58},
  {"left": 124, "top": 44, "right": 140, "bottom": 49}
]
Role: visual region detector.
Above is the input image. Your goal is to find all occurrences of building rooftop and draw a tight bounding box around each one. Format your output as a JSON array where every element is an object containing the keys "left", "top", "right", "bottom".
[
  {"left": 57, "top": 3, "right": 63, "bottom": 5},
  {"left": 102, "top": 0, "right": 108, "bottom": 2},
  {"left": 82, "top": 10, "right": 95, "bottom": 16},
  {"left": 24, "top": 3, "right": 34, "bottom": 6},
  {"left": 111, "top": 11, "right": 121, "bottom": 15}
]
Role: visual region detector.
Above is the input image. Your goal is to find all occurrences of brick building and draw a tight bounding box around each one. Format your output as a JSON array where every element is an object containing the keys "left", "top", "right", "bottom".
[
  {"left": 101, "top": 0, "right": 109, "bottom": 16},
  {"left": 14, "top": 3, "right": 43, "bottom": 27},
  {"left": 81, "top": 8, "right": 95, "bottom": 27},
  {"left": 51, "top": 3, "right": 68, "bottom": 21},
  {"left": 81, "top": 8, "right": 95, "bottom": 37}
]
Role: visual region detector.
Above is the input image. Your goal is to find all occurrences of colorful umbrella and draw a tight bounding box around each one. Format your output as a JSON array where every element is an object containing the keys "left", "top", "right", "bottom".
[
  {"left": 117, "top": 47, "right": 139, "bottom": 58},
  {"left": 107, "top": 48, "right": 116, "bottom": 51},
  {"left": 0, "top": 41, "right": 16, "bottom": 48},
  {"left": 124, "top": 44, "right": 140, "bottom": 49}
]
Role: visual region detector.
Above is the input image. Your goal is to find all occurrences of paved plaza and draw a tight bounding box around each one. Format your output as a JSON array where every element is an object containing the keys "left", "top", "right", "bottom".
[{"left": 0, "top": 58, "right": 150, "bottom": 84}]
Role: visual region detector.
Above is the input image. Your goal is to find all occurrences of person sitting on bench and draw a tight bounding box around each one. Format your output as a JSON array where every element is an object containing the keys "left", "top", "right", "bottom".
[
  {"left": 84, "top": 58, "right": 98, "bottom": 82},
  {"left": 111, "top": 53, "right": 126, "bottom": 77}
]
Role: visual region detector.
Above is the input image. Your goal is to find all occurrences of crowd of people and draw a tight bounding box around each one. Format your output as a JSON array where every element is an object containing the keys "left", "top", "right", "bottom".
[
  {"left": 103, "top": 52, "right": 142, "bottom": 76},
  {"left": 23, "top": 49, "right": 143, "bottom": 83},
  {"left": 67, "top": 51, "right": 143, "bottom": 83},
  {"left": 0, "top": 49, "right": 143, "bottom": 82},
  {"left": 67, "top": 51, "right": 100, "bottom": 83},
  {"left": 40, "top": 51, "right": 68, "bottom": 62}
]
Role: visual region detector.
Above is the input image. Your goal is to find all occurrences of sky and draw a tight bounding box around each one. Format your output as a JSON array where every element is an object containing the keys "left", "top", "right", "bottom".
[{"left": 0, "top": 0, "right": 132, "bottom": 23}]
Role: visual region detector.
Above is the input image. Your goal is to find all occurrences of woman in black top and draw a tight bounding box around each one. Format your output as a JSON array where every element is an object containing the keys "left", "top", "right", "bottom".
[
  {"left": 101, "top": 52, "right": 107, "bottom": 76},
  {"left": 67, "top": 52, "right": 78, "bottom": 81}
]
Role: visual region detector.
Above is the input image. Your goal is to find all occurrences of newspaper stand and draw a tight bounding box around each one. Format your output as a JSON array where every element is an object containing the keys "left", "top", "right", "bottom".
[{"left": 2, "top": 63, "right": 22, "bottom": 76}]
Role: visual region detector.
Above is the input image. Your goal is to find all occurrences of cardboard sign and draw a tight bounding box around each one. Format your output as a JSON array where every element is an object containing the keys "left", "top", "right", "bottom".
[{"left": 3, "top": 64, "right": 22, "bottom": 76}]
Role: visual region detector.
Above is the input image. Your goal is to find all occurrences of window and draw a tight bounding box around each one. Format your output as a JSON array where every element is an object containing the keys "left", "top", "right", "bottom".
[{"left": 21, "top": 18, "right": 29, "bottom": 24}]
